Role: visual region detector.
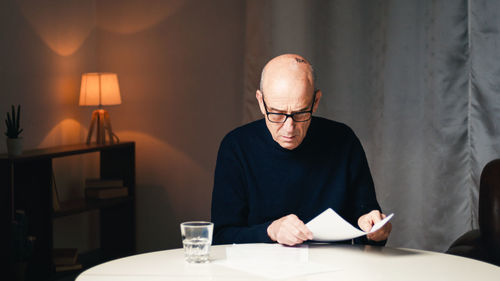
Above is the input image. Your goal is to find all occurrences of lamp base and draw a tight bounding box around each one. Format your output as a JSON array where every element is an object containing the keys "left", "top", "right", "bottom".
[{"left": 86, "top": 109, "right": 119, "bottom": 145}]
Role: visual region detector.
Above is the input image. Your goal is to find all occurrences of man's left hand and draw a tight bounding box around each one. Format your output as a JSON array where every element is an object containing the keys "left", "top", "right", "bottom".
[{"left": 358, "top": 210, "right": 392, "bottom": 241}]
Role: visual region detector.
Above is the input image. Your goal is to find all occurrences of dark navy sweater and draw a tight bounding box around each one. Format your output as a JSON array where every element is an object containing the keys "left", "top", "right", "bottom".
[{"left": 211, "top": 117, "right": 382, "bottom": 245}]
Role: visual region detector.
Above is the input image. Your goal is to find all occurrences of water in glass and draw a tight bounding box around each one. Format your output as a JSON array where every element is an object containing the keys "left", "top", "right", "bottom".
[{"left": 182, "top": 237, "right": 211, "bottom": 263}]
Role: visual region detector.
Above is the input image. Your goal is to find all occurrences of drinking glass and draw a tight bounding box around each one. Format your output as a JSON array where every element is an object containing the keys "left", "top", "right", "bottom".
[{"left": 180, "top": 221, "right": 213, "bottom": 263}]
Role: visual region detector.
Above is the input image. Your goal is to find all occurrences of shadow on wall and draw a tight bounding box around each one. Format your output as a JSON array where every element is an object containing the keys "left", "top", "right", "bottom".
[
  {"left": 117, "top": 130, "right": 212, "bottom": 251},
  {"left": 17, "top": 0, "right": 190, "bottom": 56}
]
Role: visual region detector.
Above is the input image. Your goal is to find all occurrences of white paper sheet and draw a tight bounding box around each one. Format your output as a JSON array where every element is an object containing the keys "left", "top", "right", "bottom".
[
  {"left": 306, "top": 208, "right": 394, "bottom": 241},
  {"left": 215, "top": 244, "right": 339, "bottom": 279}
]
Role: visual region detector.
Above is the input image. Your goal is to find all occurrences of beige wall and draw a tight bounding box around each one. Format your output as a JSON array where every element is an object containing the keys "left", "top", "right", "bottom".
[
  {"left": 95, "top": 0, "right": 246, "bottom": 251},
  {"left": 1, "top": 0, "right": 246, "bottom": 252},
  {"left": 0, "top": 0, "right": 97, "bottom": 149}
]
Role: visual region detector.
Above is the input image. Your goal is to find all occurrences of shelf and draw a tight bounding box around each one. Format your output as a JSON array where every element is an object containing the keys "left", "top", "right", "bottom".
[
  {"left": 53, "top": 197, "right": 133, "bottom": 218},
  {"left": 0, "top": 142, "right": 134, "bottom": 162},
  {"left": 4, "top": 142, "right": 136, "bottom": 281}
]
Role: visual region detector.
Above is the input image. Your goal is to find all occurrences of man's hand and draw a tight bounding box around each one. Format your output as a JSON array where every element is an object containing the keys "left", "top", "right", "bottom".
[
  {"left": 358, "top": 210, "right": 392, "bottom": 241},
  {"left": 267, "top": 214, "right": 313, "bottom": 246}
]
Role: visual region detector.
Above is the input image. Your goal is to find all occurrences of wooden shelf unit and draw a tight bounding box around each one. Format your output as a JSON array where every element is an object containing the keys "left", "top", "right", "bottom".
[{"left": 2, "top": 142, "right": 136, "bottom": 281}]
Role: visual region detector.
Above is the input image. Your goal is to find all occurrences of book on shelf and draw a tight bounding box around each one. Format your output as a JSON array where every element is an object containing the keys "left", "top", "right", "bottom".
[
  {"left": 52, "top": 248, "right": 78, "bottom": 266},
  {"left": 85, "top": 178, "right": 124, "bottom": 188},
  {"left": 52, "top": 171, "right": 61, "bottom": 211},
  {"left": 55, "top": 263, "right": 82, "bottom": 272},
  {"left": 85, "top": 186, "right": 128, "bottom": 200}
]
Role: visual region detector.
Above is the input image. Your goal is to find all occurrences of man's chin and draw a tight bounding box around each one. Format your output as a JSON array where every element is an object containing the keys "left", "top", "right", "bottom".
[{"left": 278, "top": 140, "right": 299, "bottom": 150}]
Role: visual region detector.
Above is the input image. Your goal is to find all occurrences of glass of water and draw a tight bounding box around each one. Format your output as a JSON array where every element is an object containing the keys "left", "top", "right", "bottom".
[{"left": 180, "top": 221, "right": 214, "bottom": 263}]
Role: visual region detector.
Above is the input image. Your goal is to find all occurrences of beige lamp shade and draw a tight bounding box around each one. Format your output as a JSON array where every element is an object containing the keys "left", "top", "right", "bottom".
[{"left": 79, "top": 72, "right": 122, "bottom": 106}]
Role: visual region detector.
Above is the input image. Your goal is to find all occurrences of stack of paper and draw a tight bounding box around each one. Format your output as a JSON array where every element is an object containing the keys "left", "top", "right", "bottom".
[{"left": 216, "top": 244, "right": 338, "bottom": 279}]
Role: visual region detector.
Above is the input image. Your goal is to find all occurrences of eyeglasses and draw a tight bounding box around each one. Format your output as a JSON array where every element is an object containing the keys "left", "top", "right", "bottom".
[{"left": 262, "top": 91, "right": 317, "bottom": 123}]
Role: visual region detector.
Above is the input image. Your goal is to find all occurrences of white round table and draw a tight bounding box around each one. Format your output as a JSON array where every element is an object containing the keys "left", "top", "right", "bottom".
[{"left": 76, "top": 244, "right": 499, "bottom": 281}]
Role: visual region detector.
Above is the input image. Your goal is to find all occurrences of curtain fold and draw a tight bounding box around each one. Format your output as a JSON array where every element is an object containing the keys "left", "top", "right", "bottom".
[
  {"left": 243, "top": 0, "right": 500, "bottom": 251},
  {"left": 470, "top": 0, "right": 500, "bottom": 228}
]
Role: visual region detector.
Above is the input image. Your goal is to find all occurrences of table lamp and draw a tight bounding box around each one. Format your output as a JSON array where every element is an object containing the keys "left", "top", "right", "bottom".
[{"left": 79, "top": 72, "right": 121, "bottom": 144}]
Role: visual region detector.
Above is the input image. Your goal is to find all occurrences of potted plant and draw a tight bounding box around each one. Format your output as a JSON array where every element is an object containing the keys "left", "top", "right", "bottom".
[{"left": 5, "top": 104, "right": 23, "bottom": 156}]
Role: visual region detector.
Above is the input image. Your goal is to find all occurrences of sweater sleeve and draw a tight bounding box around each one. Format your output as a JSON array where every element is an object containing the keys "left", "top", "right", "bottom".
[
  {"left": 346, "top": 132, "right": 387, "bottom": 246},
  {"left": 211, "top": 135, "right": 273, "bottom": 245}
]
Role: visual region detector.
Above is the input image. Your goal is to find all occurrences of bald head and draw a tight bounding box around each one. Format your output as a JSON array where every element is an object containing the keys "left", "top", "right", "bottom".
[{"left": 260, "top": 54, "right": 316, "bottom": 95}]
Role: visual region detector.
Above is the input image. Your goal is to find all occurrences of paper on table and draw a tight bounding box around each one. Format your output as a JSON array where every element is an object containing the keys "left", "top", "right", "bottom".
[
  {"left": 306, "top": 208, "right": 394, "bottom": 241},
  {"left": 225, "top": 243, "right": 309, "bottom": 263},
  {"left": 215, "top": 244, "right": 339, "bottom": 280}
]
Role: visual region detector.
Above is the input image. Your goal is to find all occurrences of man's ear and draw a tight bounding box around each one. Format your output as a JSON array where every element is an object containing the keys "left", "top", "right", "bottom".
[
  {"left": 313, "top": 90, "right": 322, "bottom": 113},
  {"left": 256, "top": 90, "right": 266, "bottom": 115}
]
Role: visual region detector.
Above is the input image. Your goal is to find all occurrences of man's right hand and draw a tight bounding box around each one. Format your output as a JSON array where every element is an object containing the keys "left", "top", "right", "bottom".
[{"left": 267, "top": 214, "right": 313, "bottom": 246}]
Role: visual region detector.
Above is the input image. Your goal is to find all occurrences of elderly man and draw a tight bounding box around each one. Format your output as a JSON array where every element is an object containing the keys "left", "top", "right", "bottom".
[{"left": 211, "top": 54, "right": 391, "bottom": 246}]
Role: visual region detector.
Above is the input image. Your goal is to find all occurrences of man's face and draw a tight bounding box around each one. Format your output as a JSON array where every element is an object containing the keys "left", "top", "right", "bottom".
[{"left": 257, "top": 82, "right": 320, "bottom": 150}]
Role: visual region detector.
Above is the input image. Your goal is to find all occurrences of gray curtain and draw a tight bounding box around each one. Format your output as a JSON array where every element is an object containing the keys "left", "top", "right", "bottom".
[{"left": 242, "top": 0, "right": 500, "bottom": 251}]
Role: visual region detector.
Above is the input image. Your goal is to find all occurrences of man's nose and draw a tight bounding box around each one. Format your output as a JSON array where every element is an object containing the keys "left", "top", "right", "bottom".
[{"left": 283, "top": 116, "right": 295, "bottom": 131}]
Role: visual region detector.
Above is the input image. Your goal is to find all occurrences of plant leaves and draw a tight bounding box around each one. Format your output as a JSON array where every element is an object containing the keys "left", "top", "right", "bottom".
[
  {"left": 7, "top": 112, "right": 12, "bottom": 127},
  {"left": 5, "top": 104, "right": 22, "bottom": 137},
  {"left": 16, "top": 104, "right": 20, "bottom": 132}
]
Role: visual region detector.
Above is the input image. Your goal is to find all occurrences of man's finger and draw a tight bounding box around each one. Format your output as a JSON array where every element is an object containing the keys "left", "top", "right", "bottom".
[
  {"left": 367, "top": 222, "right": 392, "bottom": 241},
  {"left": 369, "top": 210, "right": 382, "bottom": 224},
  {"left": 358, "top": 216, "right": 373, "bottom": 232},
  {"left": 279, "top": 229, "right": 305, "bottom": 246},
  {"left": 296, "top": 224, "right": 313, "bottom": 240},
  {"left": 284, "top": 221, "right": 309, "bottom": 241},
  {"left": 292, "top": 219, "right": 313, "bottom": 240},
  {"left": 274, "top": 215, "right": 310, "bottom": 245},
  {"left": 302, "top": 225, "right": 314, "bottom": 240},
  {"left": 288, "top": 216, "right": 313, "bottom": 240}
]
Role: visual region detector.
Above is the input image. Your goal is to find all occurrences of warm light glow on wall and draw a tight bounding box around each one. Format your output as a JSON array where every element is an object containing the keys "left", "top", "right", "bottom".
[
  {"left": 38, "top": 118, "right": 86, "bottom": 148},
  {"left": 17, "top": 0, "right": 95, "bottom": 56},
  {"left": 17, "top": 0, "right": 190, "bottom": 56},
  {"left": 96, "top": 0, "right": 189, "bottom": 34},
  {"left": 79, "top": 73, "right": 121, "bottom": 106}
]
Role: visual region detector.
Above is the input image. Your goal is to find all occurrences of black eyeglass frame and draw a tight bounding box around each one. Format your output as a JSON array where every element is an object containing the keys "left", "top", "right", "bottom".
[{"left": 262, "top": 90, "right": 318, "bottom": 123}]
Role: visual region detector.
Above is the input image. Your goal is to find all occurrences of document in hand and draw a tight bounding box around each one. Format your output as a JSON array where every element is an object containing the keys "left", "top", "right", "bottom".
[{"left": 306, "top": 208, "right": 394, "bottom": 241}]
